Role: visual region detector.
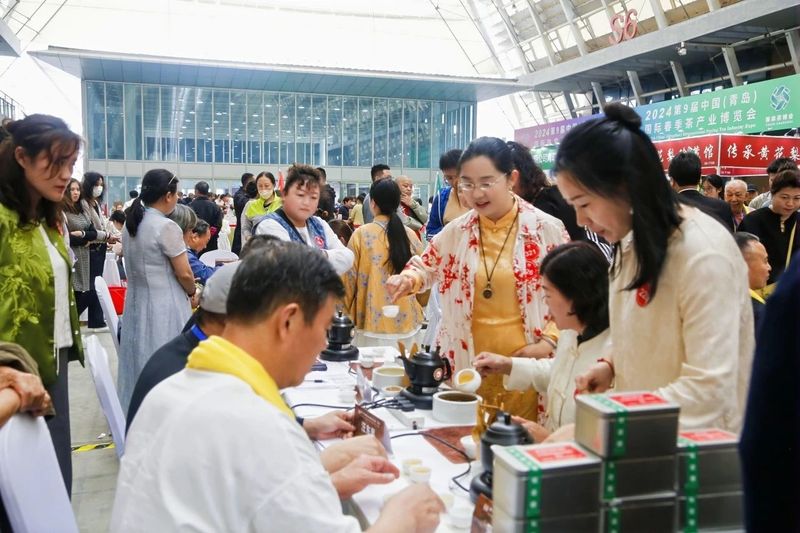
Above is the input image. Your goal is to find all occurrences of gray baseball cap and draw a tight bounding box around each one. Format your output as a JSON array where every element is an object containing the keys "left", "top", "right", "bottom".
[{"left": 199, "top": 261, "right": 240, "bottom": 314}]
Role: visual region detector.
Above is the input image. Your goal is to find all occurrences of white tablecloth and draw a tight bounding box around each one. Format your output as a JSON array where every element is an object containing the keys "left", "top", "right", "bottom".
[
  {"left": 282, "top": 348, "right": 478, "bottom": 531},
  {"left": 102, "top": 252, "right": 121, "bottom": 287}
]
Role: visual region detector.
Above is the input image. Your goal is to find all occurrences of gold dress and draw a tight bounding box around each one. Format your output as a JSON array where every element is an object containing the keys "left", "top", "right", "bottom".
[{"left": 471, "top": 207, "right": 539, "bottom": 421}]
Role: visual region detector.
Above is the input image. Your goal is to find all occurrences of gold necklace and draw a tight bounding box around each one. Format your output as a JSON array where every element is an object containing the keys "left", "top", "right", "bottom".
[{"left": 477, "top": 209, "right": 519, "bottom": 299}]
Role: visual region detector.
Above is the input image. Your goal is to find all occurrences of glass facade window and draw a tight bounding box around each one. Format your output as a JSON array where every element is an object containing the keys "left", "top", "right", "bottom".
[
  {"left": 84, "top": 82, "right": 475, "bottom": 170},
  {"left": 123, "top": 84, "right": 143, "bottom": 160},
  {"left": 213, "top": 91, "right": 230, "bottom": 163},
  {"left": 279, "top": 94, "right": 295, "bottom": 165},
  {"left": 263, "top": 93, "right": 279, "bottom": 164},
  {"left": 86, "top": 81, "right": 106, "bottom": 159},
  {"left": 196, "top": 89, "right": 213, "bottom": 163},
  {"left": 231, "top": 91, "right": 246, "bottom": 164},
  {"left": 105, "top": 83, "right": 124, "bottom": 160}
]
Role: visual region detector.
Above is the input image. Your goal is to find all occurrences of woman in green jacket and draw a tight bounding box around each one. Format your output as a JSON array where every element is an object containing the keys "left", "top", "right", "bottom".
[{"left": 0, "top": 114, "right": 83, "bottom": 494}]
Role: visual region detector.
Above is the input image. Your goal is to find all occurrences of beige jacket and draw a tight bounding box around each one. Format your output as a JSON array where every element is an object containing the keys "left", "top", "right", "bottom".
[
  {"left": 607, "top": 206, "right": 753, "bottom": 432},
  {"left": 506, "top": 329, "right": 609, "bottom": 432}
]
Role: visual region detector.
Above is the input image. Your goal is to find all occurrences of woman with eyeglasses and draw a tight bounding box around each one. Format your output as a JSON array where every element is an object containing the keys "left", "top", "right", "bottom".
[
  {"left": 387, "top": 137, "right": 569, "bottom": 420},
  {"left": 119, "top": 169, "right": 198, "bottom": 412}
]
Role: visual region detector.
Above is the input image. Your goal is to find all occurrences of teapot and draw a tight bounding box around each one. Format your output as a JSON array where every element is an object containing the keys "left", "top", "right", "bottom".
[
  {"left": 470, "top": 410, "right": 533, "bottom": 502},
  {"left": 320, "top": 311, "right": 359, "bottom": 361},
  {"left": 400, "top": 345, "right": 452, "bottom": 395}
]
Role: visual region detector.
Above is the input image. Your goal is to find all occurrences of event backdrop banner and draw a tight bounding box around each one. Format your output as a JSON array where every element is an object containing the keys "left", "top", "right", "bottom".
[
  {"left": 515, "top": 115, "right": 596, "bottom": 148},
  {"left": 637, "top": 75, "right": 799, "bottom": 141},
  {"left": 515, "top": 74, "right": 798, "bottom": 148}
]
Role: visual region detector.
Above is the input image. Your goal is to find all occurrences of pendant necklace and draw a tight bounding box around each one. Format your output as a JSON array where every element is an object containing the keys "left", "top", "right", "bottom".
[{"left": 477, "top": 209, "right": 519, "bottom": 299}]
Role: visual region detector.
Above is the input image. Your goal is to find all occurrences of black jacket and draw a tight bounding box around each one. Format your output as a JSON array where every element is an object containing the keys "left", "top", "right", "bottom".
[
  {"left": 232, "top": 188, "right": 251, "bottom": 254},
  {"left": 677, "top": 189, "right": 734, "bottom": 232},
  {"left": 738, "top": 208, "right": 799, "bottom": 284},
  {"left": 317, "top": 184, "right": 337, "bottom": 221},
  {"left": 190, "top": 196, "right": 223, "bottom": 252},
  {"left": 126, "top": 330, "right": 200, "bottom": 428},
  {"left": 740, "top": 259, "right": 800, "bottom": 533}
]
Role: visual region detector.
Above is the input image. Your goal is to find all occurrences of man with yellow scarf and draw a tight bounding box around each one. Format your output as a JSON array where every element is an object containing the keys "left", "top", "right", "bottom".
[{"left": 111, "top": 241, "right": 442, "bottom": 532}]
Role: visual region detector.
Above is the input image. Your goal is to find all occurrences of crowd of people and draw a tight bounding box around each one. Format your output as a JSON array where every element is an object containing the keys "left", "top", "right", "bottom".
[{"left": 0, "top": 107, "right": 798, "bottom": 531}]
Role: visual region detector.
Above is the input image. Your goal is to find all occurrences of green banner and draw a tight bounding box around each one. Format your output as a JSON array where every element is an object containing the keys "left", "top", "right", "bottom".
[
  {"left": 637, "top": 74, "right": 799, "bottom": 141},
  {"left": 531, "top": 145, "right": 558, "bottom": 171}
]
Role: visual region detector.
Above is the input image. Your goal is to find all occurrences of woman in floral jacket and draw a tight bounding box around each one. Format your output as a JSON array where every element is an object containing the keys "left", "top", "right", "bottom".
[{"left": 388, "top": 137, "right": 568, "bottom": 420}]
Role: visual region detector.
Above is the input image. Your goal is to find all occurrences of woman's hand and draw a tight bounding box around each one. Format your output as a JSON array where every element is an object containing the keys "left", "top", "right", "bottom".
[
  {"left": 574, "top": 362, "right": 614, "bottom": 394},
  {"left": 190, "top": 291, "right": 201, "bottom": 308},
  {"left": 473, "top": 352, "right": 512, "bottom": 376},
  {"left": 107, "top": 235, "right": 119, "bottom": 245},
  {"left": 511, "top": 415, "right": 551, "bottom": 443},
  {"left": 386, "top": 274, "right": 413, "bottom": 303}
]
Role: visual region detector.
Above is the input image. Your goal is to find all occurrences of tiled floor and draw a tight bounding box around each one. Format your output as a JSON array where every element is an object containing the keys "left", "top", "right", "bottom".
[{"left": 70, "top": 329, "right": 119, "bottom": 533}]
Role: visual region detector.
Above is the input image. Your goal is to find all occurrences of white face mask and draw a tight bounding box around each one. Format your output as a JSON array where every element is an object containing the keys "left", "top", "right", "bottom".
[
  {"left": 259, "top": 190, "right": 273, "bottom": 200},
  {"left": 92, "top": 185, "right": 104, "bottom": 198}
]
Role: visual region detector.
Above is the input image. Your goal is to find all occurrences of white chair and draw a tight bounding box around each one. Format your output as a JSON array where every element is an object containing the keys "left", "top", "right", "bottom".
[
  {"left": 85, "top": 335, "right": 126, "bottom": 458},
  {"left": 199, "top": 249, "right": 238, "bottom": 267},
  {"left": 94, "top": 276, "right": 120, "bottom": 354},
  {"left": 0, "top": 414, "right": 79, "bottom": 533}
]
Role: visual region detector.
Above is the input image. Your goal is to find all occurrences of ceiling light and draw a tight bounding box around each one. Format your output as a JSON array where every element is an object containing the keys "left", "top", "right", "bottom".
[
  {"left": 298, "top": 106, "right": 305, "bottom": 109},
  {"left": 252, "top": 114, "right": 259, "bottom": 117}
]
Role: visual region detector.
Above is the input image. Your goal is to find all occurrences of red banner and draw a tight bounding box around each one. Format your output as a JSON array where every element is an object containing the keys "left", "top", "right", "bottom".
[
  {"left": 653, "top": 133, "right": 800, "bottom": 175},
  {"left": 718, "top": 134, "right": 800, "bottom": 168},
  {"left": 652, "top": 135, "right": 720, "bottom": 172}
]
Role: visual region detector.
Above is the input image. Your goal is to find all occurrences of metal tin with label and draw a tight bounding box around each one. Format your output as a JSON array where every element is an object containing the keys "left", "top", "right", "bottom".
[
  {"left": 575, "top": 391, "right": 680, "bottom": 459},
  {"left": 602, "top": 493, "right": 677, "bottom": 533},
  {"left": 492, "top": 505, "right": 600, "bottom": 533},
  {"left": 678, "top": 491, "right": 744, "bottom": 531},
  {"left": 601, "top": 454, "right": 676, "bottom": 501},
  {"left": 677, "top": 428, "right": 741, "bottom": 495},
  {"left": 492, "top": 442, "right": 602, "bottom": 520}
]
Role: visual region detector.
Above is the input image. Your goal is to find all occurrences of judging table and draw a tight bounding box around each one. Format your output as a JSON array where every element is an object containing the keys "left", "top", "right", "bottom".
[{"left": 282, "top": 346, "right": 479, "bottom": 531}]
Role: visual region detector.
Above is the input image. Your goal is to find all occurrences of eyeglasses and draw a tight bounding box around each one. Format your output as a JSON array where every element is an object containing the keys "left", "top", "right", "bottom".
[
  {"left": 168, "top": 174, "right": 178, "bottom": 186},
  {"left": 458, "top": 176, "right": 505, "bottom": 193}
]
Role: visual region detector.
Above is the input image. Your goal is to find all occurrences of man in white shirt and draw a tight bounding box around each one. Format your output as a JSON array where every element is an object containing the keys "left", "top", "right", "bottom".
[
  {"left": 255, "top": 165, "right": 354, "bottom": 275},
  {"left": 111, "top": 241, "right": 442, "bottom": 533}
]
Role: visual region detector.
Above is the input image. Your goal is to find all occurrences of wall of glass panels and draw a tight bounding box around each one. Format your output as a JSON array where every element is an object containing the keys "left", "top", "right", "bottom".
[{"left": 84, "top": 81, "right": 475, "bottom": 170}]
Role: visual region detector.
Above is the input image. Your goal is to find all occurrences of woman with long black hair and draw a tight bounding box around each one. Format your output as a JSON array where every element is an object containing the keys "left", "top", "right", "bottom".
[
  {"left": 119, "top": 169, "right": 197, "bottom": 411},
  {"left": 343, "top": 178, "right": 424, "bottom": 346},
  {"left": 509, "top": 140, "right": 613, "bottom": 261},
  {"left": 79, "top": 171, "right": 117, "bottom": 329},
  {"left": 560, "top": 103, "right": 752, "bottom": 432}
]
